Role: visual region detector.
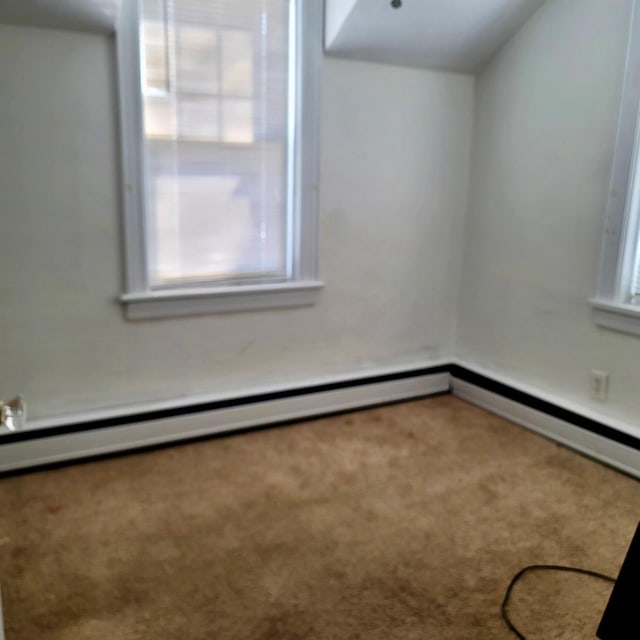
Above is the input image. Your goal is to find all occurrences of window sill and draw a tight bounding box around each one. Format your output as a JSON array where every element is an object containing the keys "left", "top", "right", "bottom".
[
  {"left": 590, "top": 298, "right": 640, "bottom": 337},
  {"left": 121, "top": 280, "right": 323, "bottom": 320}
]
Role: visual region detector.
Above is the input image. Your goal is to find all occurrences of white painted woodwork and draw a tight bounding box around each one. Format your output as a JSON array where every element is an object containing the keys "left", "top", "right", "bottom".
[{"left": 0, "top": 368, "right": 450, "bottom": 472}]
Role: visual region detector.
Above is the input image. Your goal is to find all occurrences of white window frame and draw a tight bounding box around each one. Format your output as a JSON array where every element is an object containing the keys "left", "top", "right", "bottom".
[
  {"left": 592, "top": 0, "right": 640, "bottom": 335},
  {"left": 116, "top": 0, "right": 323, "bottom": 320}
]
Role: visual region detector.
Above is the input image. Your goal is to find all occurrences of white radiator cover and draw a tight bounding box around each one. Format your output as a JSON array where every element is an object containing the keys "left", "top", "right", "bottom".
[
  {"left": 0, "top": 365, "right": 449, "bottom": 473},
  {"left": 3, "top": 360, "right": 640, "bottom": 482},
  {"left": 450, "top": 365, "right": 640, "bottom": 481}
]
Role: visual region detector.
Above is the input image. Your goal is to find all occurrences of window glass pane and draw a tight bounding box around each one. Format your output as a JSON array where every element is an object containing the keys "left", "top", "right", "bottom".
[
  {"left": 221, "top": 30, "right": 253, "bottom": 97},
  {"left": 146, "top": 145, "right": 287, "bottom": 283},
  {"left": 178, "top": 97, "right": 220, "bottom": 139},
  {"left": 144, "top": 96, "right": 175, "bottom": 138},
  {"left": 153, "top": 175, "right": 258, "bottom": 281},
  {"left": 176, "top": 25, "right": 219, "bottom": 95},
  {"left": 139, "top": 0, "right": 290, "bottom": 286},
  {"left": 141, "top": 22, "right": 168, "bottom": 92},
  {"left": 141, "top": 0, "right": 168, "bottom": 93},
  {"left": 222, "top": 99, "right": 253, "bottom": 143}
]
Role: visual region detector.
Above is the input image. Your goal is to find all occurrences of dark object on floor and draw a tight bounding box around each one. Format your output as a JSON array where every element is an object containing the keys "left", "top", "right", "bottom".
[
  {"left": 597, "top": 521, "right": 640, "bottom": 640},
  {"left": 502, "top": 565, "right": 615, "bottom": 639}
]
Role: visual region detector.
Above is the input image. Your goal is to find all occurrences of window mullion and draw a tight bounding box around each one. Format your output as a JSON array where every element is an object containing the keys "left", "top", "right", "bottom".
[{"left": 117, "top": 0, "right": 151, "bottom": 294}]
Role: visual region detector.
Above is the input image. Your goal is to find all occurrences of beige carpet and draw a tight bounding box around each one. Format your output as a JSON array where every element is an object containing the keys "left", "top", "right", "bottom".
[{"left": 0, "top": 396, "right": 639, "bottom": 639}]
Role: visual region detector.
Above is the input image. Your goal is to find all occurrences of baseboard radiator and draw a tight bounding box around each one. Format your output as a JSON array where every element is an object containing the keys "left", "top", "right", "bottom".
[
  {"left": 0, "top": 365, "right": 450, "bottom": 474},
  {"left": 450, "top": 365, "right": 640, "bottom": 481},
  {"left": 1, "top": 363, "right": 639, "bottom": 478}
]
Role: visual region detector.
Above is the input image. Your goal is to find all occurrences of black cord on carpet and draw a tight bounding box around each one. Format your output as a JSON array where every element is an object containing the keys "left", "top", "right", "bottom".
[{"left": 501, "top": 564, "right": 616, "bottom": 639}]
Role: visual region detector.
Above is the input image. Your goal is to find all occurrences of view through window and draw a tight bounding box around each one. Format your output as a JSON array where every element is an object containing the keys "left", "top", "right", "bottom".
[{"left": 139, "top": 0, "right": 291, "bottom": 287}]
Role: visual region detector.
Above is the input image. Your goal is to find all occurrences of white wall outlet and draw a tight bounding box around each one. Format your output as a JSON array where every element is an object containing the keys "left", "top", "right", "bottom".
[{"left": 589, "top": 370, "right": 609, "bottom": 402}]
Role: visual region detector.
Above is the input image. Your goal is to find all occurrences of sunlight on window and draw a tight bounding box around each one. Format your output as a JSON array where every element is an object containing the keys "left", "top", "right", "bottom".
[
  {"left": 139, "top": 0, "right": 290, "bottom": 286},
  {"left": 144, "top": 96, "right": 175, "bottom": 137},
  {"left": 141, "top": 21, "right": 168, "bottom": 93},
  {"left": 222, "top": 99, "right": 253, "bottom": 143},
  {"left": 176, "top": 26, "right": 220, "bottom": 95},
  {"left": 222, "top": 30, "right": 253, "bottom": 96},
  {"left": 178, "top": 97, "right": 221, "bottom": 139},
  {"left": 140, "top": 0, "right": 168, "bottom": 94},
  {"left": 141, "top": 10, "right": 255, "bottom": 142},
  {"left": 152, "top": 174, "right": 285, "bottom": 284}
]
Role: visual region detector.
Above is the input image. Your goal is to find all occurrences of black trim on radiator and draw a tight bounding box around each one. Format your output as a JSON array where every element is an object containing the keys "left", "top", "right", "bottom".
[
  {"left": 0, "top": 365, "right": 450, "bottom": 445},
  {"left": 449, "top": 365, "right": 640, "bottom": 452},
  {"left": 3, "top": 363, "right": 638, "bottom": 458}
]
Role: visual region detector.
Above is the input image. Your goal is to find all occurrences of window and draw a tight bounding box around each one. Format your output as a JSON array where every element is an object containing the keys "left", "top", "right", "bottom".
[
  {"left": 116, "top": 0, "right": 322, "bottom": 319},
  {"left": 592, "top": 3, "right": 640, "bottom": 335}
]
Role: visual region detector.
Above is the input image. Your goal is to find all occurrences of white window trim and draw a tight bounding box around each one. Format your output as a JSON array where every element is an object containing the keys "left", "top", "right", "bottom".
[
  {"left": 591, "top": 0, "right": 640, "bottom": 334},
  {"left": 115, "top": 0, "right": 323, "bottom": 320}
]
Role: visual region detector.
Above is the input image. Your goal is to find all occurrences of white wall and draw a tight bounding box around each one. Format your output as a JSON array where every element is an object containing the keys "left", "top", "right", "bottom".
[
  {"left": 0, "top": 25, "right": 474, "bottom": 420},
  {"left": 4, "top": 1, "right": 639, "bottom": 437},
  {"left": 324, "top": 0, "right": 358, "bottom": 48},
  {"left": 457, "top": 0, "right": 640, "bottom": 427}
]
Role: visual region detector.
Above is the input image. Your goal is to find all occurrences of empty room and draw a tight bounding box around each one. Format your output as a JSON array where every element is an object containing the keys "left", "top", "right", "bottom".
[{"left": 2, "top": 0, "right": 640, "bottom": 637}]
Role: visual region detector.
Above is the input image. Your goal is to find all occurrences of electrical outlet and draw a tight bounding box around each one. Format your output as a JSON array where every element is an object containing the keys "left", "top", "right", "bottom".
[{"left": 590, "top": 370, "right": 609, "bottom": 402}]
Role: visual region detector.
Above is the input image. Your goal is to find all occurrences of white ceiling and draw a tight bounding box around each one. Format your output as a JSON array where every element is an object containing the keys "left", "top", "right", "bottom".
[
  {"left": 0, "top": 0, "right": 119, "bottom": 34},
  {"left": 0, "top": 0, "right": 545, "bottom": 73},
  {"left": 325, "top": 0, "right": 547, "bottom": 74}
]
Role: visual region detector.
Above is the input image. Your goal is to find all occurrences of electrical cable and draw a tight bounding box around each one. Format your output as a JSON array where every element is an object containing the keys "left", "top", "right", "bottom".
[{"left": 501, "top": 564, "right": 616, "bottom": 640}]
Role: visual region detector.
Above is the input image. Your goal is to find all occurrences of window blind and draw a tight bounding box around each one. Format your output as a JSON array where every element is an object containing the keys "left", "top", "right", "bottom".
[{"left": 139, "top": 0, "right": 291, "bottom": 286}]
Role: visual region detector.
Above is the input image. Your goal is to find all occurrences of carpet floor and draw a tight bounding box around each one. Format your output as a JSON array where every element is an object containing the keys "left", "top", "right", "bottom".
[{"left": 0, "top": 395, "right": 639, "bottom": 639}]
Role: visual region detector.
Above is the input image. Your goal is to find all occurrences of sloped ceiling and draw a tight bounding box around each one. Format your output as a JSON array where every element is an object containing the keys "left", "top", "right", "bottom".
[
  {"left": 325, "top": 0, "right": 547, "bottom": 74},
  {"left": 0, "top": 0, "right": 545, "bottom": 73},
  {"left": 0, "top": 0, "right": 119, "bottom": 34}
]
